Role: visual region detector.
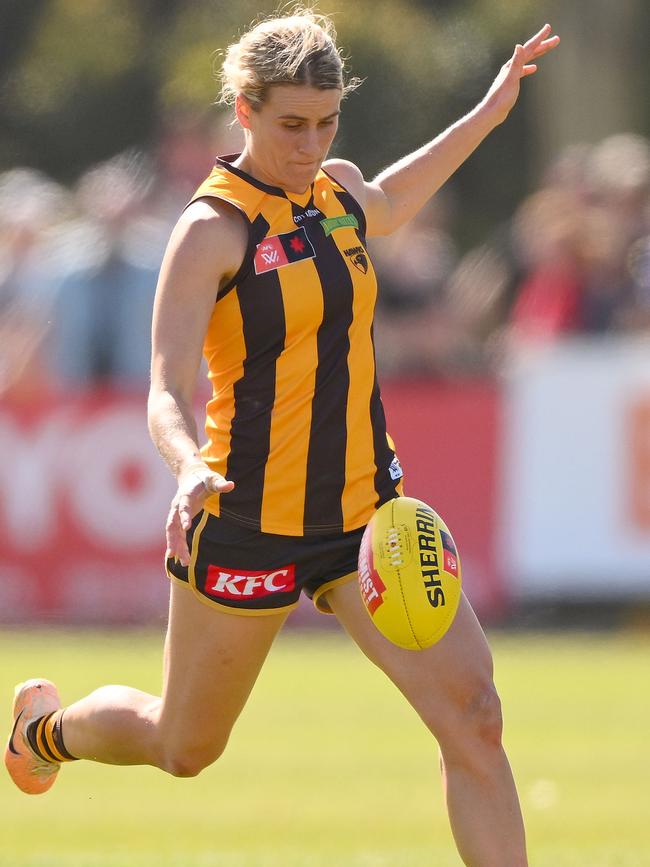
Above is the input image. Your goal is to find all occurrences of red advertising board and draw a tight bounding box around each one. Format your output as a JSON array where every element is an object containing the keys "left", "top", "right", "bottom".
[
  {"left": 0, "top": 391, "right": 174, "bottom": 623},
  {"left": 381, "top": 379, "right": 504, "bottom": 617},
  {"left": 0, "top": 381, "right": 504, "bottom": 623}
]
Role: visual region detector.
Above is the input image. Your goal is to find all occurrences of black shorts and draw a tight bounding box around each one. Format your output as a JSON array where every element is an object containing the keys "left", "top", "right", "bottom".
[{"left": 166, "top": 511, "right": 365, "bottom": 616}]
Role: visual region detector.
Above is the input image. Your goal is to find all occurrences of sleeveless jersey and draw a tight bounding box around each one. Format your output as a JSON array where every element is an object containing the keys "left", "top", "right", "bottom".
[{"left": 190, "top": 155, "right": 402, "bottom": 536}]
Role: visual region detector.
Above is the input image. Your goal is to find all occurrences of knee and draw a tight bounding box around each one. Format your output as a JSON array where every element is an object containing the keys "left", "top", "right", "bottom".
[
  {"left": 159, "top": 740, "right": 227, "bottom": 778},
  {"left": 432, "top": 681, "right": 504, "bottom": 755},
  {"left": 464, "top": 682, "right": 503, "bottom": 748}
]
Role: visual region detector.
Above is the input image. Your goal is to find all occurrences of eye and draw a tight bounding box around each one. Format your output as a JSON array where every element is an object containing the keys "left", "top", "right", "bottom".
[{"left": 283, "top": 123, "right": 302, "bottom": 131}]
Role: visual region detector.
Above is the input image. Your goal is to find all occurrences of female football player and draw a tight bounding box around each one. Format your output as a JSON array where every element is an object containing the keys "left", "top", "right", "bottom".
[{"left": 6, "top": 9, "right": 558, "bottom": 865}]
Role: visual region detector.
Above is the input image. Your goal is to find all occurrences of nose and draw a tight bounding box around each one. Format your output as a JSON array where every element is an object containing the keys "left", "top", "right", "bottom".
[{"left": 297, "top": 127, "right": 320, "bottom": 158}]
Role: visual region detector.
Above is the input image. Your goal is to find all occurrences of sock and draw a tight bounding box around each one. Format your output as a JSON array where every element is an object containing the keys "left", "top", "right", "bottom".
[{"left": 25, "top": 710, "right": 78, "bottom": 763}]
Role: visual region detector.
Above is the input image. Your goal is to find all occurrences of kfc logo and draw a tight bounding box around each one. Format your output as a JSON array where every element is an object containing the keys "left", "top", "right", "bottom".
[{"left": 205, "top": 564, "right": 296, "bottom": 600}]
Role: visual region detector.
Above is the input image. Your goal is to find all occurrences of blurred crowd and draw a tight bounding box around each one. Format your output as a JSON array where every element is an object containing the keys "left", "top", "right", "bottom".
[
  {"left": 2, "top": 121, "right": 650, "bottom": 398},
  {"left": 371, "top": 132, "right": 650, "bottom": 375}
]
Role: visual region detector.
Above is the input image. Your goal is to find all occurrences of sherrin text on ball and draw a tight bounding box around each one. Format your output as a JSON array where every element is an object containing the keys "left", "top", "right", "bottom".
[{"left": 358, "top": 497, "right": 462, "bottom": 650}]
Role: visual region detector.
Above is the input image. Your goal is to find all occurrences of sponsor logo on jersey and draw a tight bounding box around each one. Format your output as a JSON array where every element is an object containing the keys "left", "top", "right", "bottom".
[
  {"left": 440, "top": 529, "right": 459, "bottom": 577},
  {"left": 205, "top": 564, "right": 296, "bottom": 600},
  {"left": 320, "top": 213, "right": 359, "bottom": 236},
  {"left": 415, "top": 506, "right": 445, "bottom": 608},
  {"left": 358, "top": 534, "right": 386, "bottom": 614},
  {"left": 293, "top": 207, "right": 323, "bottom": 224},
  {"left": 389, "top": 455, "right": 403, "bottom": 481},
  {"left": 254, "top": 227, "right": 316, "bottom": 274},
  {"left": 344, "top": 245, "right": 369, "bottom": 275}
]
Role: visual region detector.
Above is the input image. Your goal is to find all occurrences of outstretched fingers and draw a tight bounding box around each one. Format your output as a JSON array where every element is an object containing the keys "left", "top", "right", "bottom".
[
  {"left": 524, "top": 23, "right": 560, "bottom": 60},
  {"left": 486, "top": 23, "right": 558, "bottom": 121},
  {"left": 508, "top": 24, "right": 559, "bottom": 79}
]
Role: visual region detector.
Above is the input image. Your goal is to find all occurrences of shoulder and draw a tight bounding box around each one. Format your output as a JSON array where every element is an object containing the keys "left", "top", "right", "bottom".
[
  {"left": 322, "top": 159, "right": 367, "bottom": 208},
  {"left": 322, "top": 159, "right": 391, "bottom": 238},
  {"left": 167, "top": 197, "right": 248, "bottom": 283},
  {"left": 180, "top": 197, "right": 248, "bottom": 248}
]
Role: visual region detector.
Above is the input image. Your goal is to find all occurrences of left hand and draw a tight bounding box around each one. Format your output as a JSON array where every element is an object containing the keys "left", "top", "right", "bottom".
[
  {"left": 165, "top": 464, "right": 235, "bottom": 566},
  {"left": 483, "top": 24, "right": 560, "bottom": 125}
]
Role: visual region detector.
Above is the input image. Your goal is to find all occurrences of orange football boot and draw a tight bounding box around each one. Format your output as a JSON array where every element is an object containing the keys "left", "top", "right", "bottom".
[{"left": 4, "top": 679, "right": 62, "bottom": 795}]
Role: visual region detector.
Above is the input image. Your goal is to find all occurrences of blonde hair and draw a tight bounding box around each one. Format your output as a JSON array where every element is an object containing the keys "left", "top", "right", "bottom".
[{"left": 219, "top": 7, "right": 360, "bottom": 108}]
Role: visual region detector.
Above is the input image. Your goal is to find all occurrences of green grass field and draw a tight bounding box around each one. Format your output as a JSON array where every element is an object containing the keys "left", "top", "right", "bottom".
[{"left": 0, "top": 627, "right": 648, "bottom": 867}]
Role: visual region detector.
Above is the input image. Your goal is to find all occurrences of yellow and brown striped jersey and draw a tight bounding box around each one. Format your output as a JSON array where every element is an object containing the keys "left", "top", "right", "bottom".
[{"left": 191, "top": 155, "right": 402, "bottom": 536}]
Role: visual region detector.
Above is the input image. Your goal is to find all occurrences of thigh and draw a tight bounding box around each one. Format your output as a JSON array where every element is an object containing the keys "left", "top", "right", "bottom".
[
  {"left": 158, "top": 582, "right": 288, "bottom": 749},
  {"left": 326, "top": 580, "right": 494, "bottom": 739}
]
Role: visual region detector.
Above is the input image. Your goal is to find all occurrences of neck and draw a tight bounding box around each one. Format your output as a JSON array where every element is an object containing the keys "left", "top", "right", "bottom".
[{"left": 232, "top": 149, "right": 312, "bottom": 195}]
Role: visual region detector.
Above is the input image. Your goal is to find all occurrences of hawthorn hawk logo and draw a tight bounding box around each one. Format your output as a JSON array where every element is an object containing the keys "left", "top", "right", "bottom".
[{"left": 344, "top": 245, "right": 369, "bottom": 275}]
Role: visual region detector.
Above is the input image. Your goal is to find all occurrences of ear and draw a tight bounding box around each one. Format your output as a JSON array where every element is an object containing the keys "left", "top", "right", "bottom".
[{"left": 235, "top": 94, "right": 253, "bottom": 130}]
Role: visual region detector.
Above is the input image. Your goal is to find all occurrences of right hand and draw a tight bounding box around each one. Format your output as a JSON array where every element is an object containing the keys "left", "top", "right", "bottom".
[
  {"left": 165, "top": 464, "right": 234, "bottom": 566},
  {"left": 482, "top": 24, "right": 560, "bottom": 126}
]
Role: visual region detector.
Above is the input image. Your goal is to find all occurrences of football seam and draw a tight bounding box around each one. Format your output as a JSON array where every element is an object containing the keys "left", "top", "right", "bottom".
[{"left": 393, "top": 500, "right": 421, "bottom": 650}]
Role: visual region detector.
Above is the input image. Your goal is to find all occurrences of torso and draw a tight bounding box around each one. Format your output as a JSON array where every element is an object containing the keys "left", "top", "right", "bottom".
[{"left": 188, "top": 155, "right": 402, "bottom": 536}]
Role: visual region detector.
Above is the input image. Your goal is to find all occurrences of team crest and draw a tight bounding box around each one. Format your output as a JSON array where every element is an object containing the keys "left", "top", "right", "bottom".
[
  {"left": 344, "top": 245, "right": 369, "bottom": 275},
  {"left": 254, "top": 227, "right": 316, "bottom": 275}
]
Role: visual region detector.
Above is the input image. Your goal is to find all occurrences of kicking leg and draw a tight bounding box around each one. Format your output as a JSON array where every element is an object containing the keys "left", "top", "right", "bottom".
[
  {"left": 327, "top": 581, "right": 526, "bottom": 867},
  {"left": 20, "top": 583, "right": 288, "bottom": 779}
]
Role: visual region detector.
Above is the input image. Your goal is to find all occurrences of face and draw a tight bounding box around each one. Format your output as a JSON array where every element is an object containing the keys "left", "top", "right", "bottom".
[{"left": 236, "top": 84, "right": 341, "bottom": 193}]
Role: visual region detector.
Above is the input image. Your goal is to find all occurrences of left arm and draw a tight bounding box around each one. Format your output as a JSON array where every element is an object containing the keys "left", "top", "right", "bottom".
[{"left": 326, "top": 24, "right": 559, "bottom": 237}]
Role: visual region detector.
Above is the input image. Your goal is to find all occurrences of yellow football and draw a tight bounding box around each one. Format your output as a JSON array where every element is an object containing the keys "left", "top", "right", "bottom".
[{"left": 357, "top": 497, "right": 462, "bottom": 650}]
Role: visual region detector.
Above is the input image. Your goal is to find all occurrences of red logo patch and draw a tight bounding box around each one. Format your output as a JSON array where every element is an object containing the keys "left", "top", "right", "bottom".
[
  {"left": 205, "top": 565, "right": 296, "bottom": 600},
  {"left": 443, "top": 550, "right": 458, "bottom": 577},
  {"left": 440, "top": 530, "right": 459, "bottom": 577},
  {"left": 358, "top": 533, "right": 386, "bottom": 615},
  {"left": 254, "top": 227, "right": 315, "bottom": 274},
  {"left": 254, "top": 237, "right": 288, "bottom": 274}
]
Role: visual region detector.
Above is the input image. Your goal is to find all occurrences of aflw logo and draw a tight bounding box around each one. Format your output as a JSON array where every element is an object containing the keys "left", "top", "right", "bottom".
[
  {"left": 205, "top": 564, "right": 296, "bottom": 600},
  {"left": 260, "top": 248, "right": 279, "bottom": 266}
]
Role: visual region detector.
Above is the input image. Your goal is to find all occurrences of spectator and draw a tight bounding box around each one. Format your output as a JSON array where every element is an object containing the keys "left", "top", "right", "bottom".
[
  {"left": 371, "top": 195, "right": 458, "bottom": 375},
  {"left": 581, "top": 133, "right": 650, "bottom": 333},
  {"left": 0, "top": 169, "right": 74, "bottom": 398},
  {"left": 49, "top": 151, "right": 166, "bottom": 386},
  {"left": 507, "top": 186, "right": 585, "bottom": 341}
]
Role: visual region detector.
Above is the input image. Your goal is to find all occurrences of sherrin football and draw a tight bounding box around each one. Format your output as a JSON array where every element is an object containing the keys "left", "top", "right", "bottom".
[{"left": 357, "top": 497, "right": 462, "bottom": 650}]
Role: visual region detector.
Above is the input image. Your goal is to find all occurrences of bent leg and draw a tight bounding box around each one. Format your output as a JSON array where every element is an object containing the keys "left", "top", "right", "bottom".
[
  {"left": 327, "top": 581, "right": 526, "bottom": 867},
  {"left": 61, "top": 583, "right": 288, "bottom": 776}
]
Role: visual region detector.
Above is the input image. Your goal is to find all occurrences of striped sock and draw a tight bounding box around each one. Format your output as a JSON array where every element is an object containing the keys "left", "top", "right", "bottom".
[{"left": 25, "top": 710, "right": 78, "bottom": 763}]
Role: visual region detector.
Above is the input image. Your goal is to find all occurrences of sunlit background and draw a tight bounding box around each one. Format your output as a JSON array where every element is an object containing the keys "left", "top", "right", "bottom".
[
  {"left": 3, "top": 0, "right": 650, "bottom": 625},
  {"left": 1, "top": 2, "right": 649, "bottom": 865}
]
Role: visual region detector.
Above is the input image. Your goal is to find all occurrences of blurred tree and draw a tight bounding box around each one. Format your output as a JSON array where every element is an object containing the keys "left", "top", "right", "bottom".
[
  {"left": 2, "top": 0, "right": 156, "bottom": 180},
  {"left": 528, "top": 0, "right": 650, "bottom": 168},
  {"left": 0, "top": 0, "right": 46, "bottom": 77},
  {"left": 0, "top": 0, "right": 647, "bottom": 245},
  {"left": 0, "top": 0, "right": 48, "bottom": 168}
]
